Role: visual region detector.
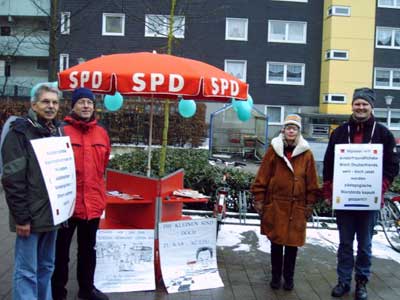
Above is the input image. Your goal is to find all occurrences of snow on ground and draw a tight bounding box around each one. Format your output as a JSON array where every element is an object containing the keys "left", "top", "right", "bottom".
[{"left": 217, "top": 224, "right": 400, "bottom": 263}]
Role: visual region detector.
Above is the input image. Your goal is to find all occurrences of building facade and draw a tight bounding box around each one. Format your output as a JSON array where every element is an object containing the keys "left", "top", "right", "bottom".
[{"left": 0, "top": 0, "right": 50, "bottom": 96}]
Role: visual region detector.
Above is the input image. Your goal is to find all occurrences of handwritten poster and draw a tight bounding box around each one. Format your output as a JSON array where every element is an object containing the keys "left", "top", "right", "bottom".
[
  {"left": 94, "top": 230, "right": 155, "bottom": 292},
  {"left": 333, "top": 144, "right": 382, "bottom": 210},
  {"left": 30, "top": 136, "right": 76, "bottom": 225},
  {"left": 159, "top": 219, "right": 224, "bottom": 293}
]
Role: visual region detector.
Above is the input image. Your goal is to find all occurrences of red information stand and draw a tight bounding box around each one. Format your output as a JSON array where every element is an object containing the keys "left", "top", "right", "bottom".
[{"left": 99, "top": 168, "right": 208, "bottom": 279}]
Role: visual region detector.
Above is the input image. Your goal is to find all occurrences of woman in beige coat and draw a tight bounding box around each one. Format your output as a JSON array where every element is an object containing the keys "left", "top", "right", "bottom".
[{"left": 251, "top": 114, "right": 319, "bottom": 291}]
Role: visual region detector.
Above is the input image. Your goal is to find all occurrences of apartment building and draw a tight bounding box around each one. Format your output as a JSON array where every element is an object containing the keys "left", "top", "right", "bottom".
[{"left": 0, "top": 0, "right": 50, "bottom": 96}]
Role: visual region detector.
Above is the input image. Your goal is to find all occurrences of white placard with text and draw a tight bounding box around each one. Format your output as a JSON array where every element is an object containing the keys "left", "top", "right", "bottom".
[
  {"left": 30, "top": 136, "right": 76, "bottom": 224},
  {"left": 159, "top": 219, "right": 224, "bottom": 293},
  {"left": 333, "top": 143, "right": 382, "bottom": 210}
]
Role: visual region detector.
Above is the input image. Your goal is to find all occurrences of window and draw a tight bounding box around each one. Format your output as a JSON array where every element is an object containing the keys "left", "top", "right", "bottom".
[
  {"left": 145, "top": 14, "right": 185, "bottom": 38},
  {"left": 60, "top": 12, "right": 70, "bottom": 35},
  {"left": 102, "top": 13, "right": 125, "bottom": 36},
  {"left": 325, "top": 50, "right": 349, "bottom": 60},
  {"left": 327, "top": 6, "right": 351, "bottom": 16},
  {"left": 265, "top": 106, "right": 284, "bottom": 125},
  {"left": 36, "top": 59, "right": 48, "bottom": 71},
  {"left": 225, "top": 18, "right": 248, "bottom": 41},
  {"left": 374, "top": 68, "right": 400, "bottom": 89},
  {"left": 59, "top": 53, "right": 69, "bottom": 71},
  {"left": 378, "top": 0, "right": 400, "bottom": 8},
  {"left": 376, "top": 27, "right": 400, "bottom": 49},
  {"left": 0, "top": 60, "right": 5, "bottom": 77},
  {"left": 323, "top": 94, "right": 347, "bottom": 103},
  {"left": 266, "top": 62, "right": 305, "bottom": 85},
  {"left": 224, "top": 60, "right": 247, "bottom": 82},
  {"left": 268, "top": 20, "right": 306, "bottom": 43},
  {"left": 1, "top": 26, "right": 11, "bottom": 36}
]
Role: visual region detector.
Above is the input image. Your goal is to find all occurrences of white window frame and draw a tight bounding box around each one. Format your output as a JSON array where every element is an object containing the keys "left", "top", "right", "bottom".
[
  {"left": 102, "top": 13, "right": 125, "bottom": 36},
  {"left": 225, "top": 18, "right": 248, "bottom": 41},
  {"left": 378, "top": 0, "right": 400, "bottom": 9},
  {"left": 327, "top": 6, "right": 351, "bottom": 17},
  {"left": 325, "top": 49, "right": 349, "bottom": 60},
  {"left": 264, "top": 106, "right": 285, "bottom": 125},
  {"left": 60, "top": 12, "right": 70, "bottom": 35},
  {"left": 224, "top": 59, "right": 247, "bottom": 82},
  {"left": 323, "top": 93, "right": 347, "bottom": 104},
  {"left": 59, "top": 53, "right": 69, "bottom": 71},
  {"left": 376, "top": 27, "right": 400, "bottom": 49},
  {"left": 144, "top": 14, "right": 185, "bottom": 39},
  {"left": 266, "top": 62, "right": 305, "bottom": 85},
  {"left": 374, "top": 67, "right": 400, "bottom": 89},
  {"left": 268, "top": 20, "right": 307, "bottom": 44}
]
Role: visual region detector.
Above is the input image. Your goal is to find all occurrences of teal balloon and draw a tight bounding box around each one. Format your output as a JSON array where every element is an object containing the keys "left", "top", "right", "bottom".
[
  {"left": 178, "top": 99, "right": 196, "bottom": 118},
  {"left": 104, "top": 92, "right": 123, "bottom": 111},
  {"left": 236, "top": 101, "right": 252, "bottom": 122},
  {"left": 231, "top": 98, "right": 239, "bottom": 111},
  {"left": 247, "top": 94, "right": 254, "bottom": 108}
]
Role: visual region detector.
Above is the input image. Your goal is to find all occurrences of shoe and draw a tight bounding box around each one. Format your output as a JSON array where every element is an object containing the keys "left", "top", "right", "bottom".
[
  {"left": 331, "top": 282, "right": 350, "bottom": 297},
  {"left": 269, "top": 277, "right": 281, "bottom": 289},
  {"left": 78, "top": 288, "right": 109, "bottom": 300},
  {"left": 355, "top": 280, "right": 368, "bottom": 300},
  {"left": 283, "top": 279, "right": 294, "bottom": 291}
]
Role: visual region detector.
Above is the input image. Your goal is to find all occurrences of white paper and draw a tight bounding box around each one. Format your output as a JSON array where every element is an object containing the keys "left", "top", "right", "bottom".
[
  {"left": 30, "top": 136, "right": 76, "bottom": 225},
  {"left": 159, "top": 219, "right": 224, "bottom": 293},
  {"left": 333, "top": 144, "right": 382, "bottom": 210},
  {"left": 94, "top": 230, "right": 155, "bottom": 293}
]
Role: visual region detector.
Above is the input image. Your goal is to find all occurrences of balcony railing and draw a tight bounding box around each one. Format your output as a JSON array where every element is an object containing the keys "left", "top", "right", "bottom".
[{"left": 0, "top": 33, "right": 49, "bottom": 57}]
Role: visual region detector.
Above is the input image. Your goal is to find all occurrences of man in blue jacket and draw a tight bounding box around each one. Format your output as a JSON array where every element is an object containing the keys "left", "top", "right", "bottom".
[
  {"left": 1, "top": 83, "right": 62, "bottom": 300},
  {"left": 323, "top": 87, "right": 399, "bottom": 300}
]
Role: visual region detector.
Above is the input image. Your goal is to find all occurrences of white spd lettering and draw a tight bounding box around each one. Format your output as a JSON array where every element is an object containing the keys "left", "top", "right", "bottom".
[
  {"left": 132, "top": 73, "right": 184, "bottom": 93},
  {"left": 69, "top": 71, "right": 103, "bottom": 89},
  {"left": 132, "top": 73, "right": 146, "bottom": 91},
  {"left": 211, "top": 77, "right": 240, "bottom": 96},
  {"left": 150, "top": 73, "right": 164, "bottom": 91}
]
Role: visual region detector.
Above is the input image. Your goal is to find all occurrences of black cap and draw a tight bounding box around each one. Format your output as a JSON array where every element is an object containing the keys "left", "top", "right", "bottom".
[{"left": 352, "top": 87, "right": 375, "bottom": 108}]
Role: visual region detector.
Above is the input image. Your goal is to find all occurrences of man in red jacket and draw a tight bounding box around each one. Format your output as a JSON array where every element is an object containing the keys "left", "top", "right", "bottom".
[{"left": 52, "top": 88, "right": 111, "bottom": 300}]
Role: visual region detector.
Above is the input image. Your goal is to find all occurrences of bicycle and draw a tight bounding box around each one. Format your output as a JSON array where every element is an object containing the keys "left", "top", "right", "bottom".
[
  {"left": 213, "top": 174, "right": 230, "bottom": 236},
  {"left": 379, "top": 194, "right": 400, "bottom": 252}
]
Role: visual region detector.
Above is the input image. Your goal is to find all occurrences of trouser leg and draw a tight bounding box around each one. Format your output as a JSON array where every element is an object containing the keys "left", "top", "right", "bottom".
[
  {"left": 270, "top": 242, "right": 283, "bottom": 281},
  {"left": 283, "top": 245, "right": 298, "bottom": 283},
  {"left": 77, "top": 218, "right": 100, "bottom": 293},
  {"left": 52, "top": 219, "right": 77, "bottom": 299},
  {"left": 37, "top": 230, "right": 57, "bottom": 300}
]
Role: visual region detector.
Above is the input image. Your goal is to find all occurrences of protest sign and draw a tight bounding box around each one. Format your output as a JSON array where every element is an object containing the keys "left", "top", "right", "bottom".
[
  {"left": 94, "top": 229, "right": 155, "bottom": 292},
  {"left": 30, "top": 136, "right": 76, "bottom": 224},
  {"left": 333, "top": 144, "right": 382, "bottom": 210},
  {"left": 159, "top": 218, "right": 224, "bottom": 293}
]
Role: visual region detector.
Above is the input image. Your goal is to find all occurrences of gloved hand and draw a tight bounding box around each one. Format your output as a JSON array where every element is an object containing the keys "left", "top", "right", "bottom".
[
  {"left": 322, "top": 181, "right": 332, "bottom": 206},
  {"left": 253, "top": 201, "right": 263, "bottom": 215}
]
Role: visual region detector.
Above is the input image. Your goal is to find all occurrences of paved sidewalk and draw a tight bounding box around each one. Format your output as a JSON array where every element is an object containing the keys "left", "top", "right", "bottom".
[{"left": 1, "top": 186, "right": 400, "bottom": 300}]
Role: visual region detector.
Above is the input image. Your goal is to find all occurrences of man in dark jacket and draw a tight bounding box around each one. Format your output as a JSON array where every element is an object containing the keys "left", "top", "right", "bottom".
[
  {"left": 323, "top": 87, "right": 399, "bottom": 300},
  {"left": 52, "top": 88, "right": 110, "bottom": 300},
  {"left": 1, "top": 83, "right": 62, "bottom": 300}
]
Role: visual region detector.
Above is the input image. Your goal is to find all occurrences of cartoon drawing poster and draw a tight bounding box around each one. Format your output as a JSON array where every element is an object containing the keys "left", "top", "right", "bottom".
[
  {"left": 94, "top": 230, "right": 155, "bottom": 292},
  {"left": 159, "top": 218, "right": 224, "bottom": 293}
]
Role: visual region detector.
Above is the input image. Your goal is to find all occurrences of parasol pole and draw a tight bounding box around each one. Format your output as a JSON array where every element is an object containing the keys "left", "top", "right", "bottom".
[
  {"left": 146, "top": 98, "right": 154, "bottom": 177},
  {"left": 159, "top": 0, "right": 177, "bottom": 177}
]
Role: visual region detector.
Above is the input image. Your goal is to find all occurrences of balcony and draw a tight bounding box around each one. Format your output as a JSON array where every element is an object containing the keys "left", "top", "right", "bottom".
[{"left": 0, "top": 32, "right": 49, "bottom": 57}]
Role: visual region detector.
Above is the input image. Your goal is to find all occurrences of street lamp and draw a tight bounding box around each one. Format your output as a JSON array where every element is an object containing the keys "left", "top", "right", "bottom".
[{"left": 385, "top": 95, "right": 394, "bottom": 128}]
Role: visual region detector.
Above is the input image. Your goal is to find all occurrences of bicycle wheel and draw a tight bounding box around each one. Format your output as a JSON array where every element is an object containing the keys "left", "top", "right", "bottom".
[{"left": 381, "top": 200, "right": 400, "bottom": 252}]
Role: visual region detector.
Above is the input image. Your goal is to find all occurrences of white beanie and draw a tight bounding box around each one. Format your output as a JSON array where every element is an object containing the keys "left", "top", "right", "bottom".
[{"left": 283, "top": 114, "right": 302, "bottom": 130}]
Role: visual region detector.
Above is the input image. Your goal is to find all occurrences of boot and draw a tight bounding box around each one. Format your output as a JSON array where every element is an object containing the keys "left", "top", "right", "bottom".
[
  {"left": 282, "top": 246, "right": 298, "bottom": 291},
  {"left": 355, "top": 279, "right": 368, "bottom": 300},
  {"left": 270, "top": 242, "right": 283, "bottom": 289},
  {"left": 331, "top": 282, "right": 350, "bottom": 297}
]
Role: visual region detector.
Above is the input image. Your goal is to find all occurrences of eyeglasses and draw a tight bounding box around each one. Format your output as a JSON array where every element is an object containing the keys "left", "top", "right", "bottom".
[
  {"left": 37, "top": 99, "right": 59, "bottom": 106},
  {"left": 75, "top": 99, "right": 94, "bottom": 106}
]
